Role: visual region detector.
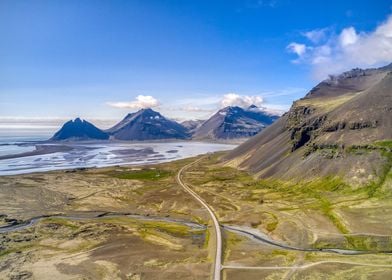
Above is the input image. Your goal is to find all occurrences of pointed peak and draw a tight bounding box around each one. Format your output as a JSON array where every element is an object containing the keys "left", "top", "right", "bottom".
[
  {"left": 138, "top": 108, "right": 161, "bottom": 117},
  {"left": 51, "top": 117, "right": 108, "bottom": 141},
  {"left": 135, "top": 107, "right": 156, "bottom": 114},
  {"left": 248, "top": 104, "right": 258, "bottom": 110},
  {"left": 220, "top": 105, "right": 242, "bottom": 112},
  {"left": 141, "top": 107, "right": 155, "bottom": 112},
  {"left": 122, "top": 108, "right": 159, "bottom": 120}
]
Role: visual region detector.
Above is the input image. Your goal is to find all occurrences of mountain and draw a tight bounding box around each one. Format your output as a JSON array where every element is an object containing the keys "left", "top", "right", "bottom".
[
  {"left": 181, "top": 119, "right": 205, "bottom": 134},
  {"left": 193, "top": 105, "right": 279, "bottom": 139},
  {"left": 225, "top": 64, "right": 392, "bottom": 186},
  {"left": 106, "top": 108, "right": 190, "bottom": 140},
  {"left": 51, "top": 118, "right": 109, "bottom": 141}
]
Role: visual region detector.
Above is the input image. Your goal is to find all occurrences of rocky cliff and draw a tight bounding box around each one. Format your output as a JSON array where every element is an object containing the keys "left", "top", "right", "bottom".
[{"left": 225, "top": 64, "right": 392, "bottom": 186}]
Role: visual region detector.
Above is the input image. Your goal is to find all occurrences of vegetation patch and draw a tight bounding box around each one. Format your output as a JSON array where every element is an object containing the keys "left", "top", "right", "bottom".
[
  {"left": 349, "top": 141, "right": 392, "bottom": 198},
  {"left": 140, "top": 220, "right": 201, "bottom": 237},
  {"left": 41, "top": 217, "right": 80, "bottom": 230},
  {"left": 108, "top": 168, "right": 172, "bottom": 181}
]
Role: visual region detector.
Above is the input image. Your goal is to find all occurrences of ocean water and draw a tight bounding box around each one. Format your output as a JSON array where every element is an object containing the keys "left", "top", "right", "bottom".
[
  {"left": 0, "top": 137, "right": 236, "bottom": 175},
  {"left": 0, "top": 136, "right": 47, "bottom": 157}
]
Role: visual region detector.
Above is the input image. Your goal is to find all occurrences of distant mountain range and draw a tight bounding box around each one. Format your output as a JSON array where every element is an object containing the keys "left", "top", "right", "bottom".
[
  {"left": 50, "top": 105, "right": 280, "bottom": 141},
  {"left": 225, "top": 64, "right": 392, "bottom": 186},
  {"left": 181, "top": 119, "right": 204, "bottom": 134}
]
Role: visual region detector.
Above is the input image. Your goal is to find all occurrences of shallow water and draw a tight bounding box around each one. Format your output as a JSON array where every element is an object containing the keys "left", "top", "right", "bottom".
[
  {"left": 0, "top": 144, "right": 36, "bottom": 157},
  {"left": 0, "top": 140, "right": 236, "bottom": 175}
]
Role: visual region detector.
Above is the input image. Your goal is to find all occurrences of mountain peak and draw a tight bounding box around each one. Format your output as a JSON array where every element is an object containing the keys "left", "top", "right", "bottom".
[
  {"left": 248, "top": 104, "right": 258, "bottom": 110},
  {"left": 306, "top": 62, "right": 392, "bottom": 99},
  {"left": 193, "top": 105, "right": 279, "bottom": 140},
  {"left": 106, "top": 108, "right": 189, "bottom": 141},
  {"left": 219, "top": 106, "right": 242, "bottom": 113},
  {"left": 139, "top": 107, "right": 155, "bottom": 113},
  {"left": 51, "top": 118, "right": 108, "bottom": 141},
  {"left": 132, "top": 108, "right": 161, "bottom": 118}
]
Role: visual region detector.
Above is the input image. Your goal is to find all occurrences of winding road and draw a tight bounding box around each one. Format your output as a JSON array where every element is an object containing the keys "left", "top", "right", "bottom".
[
  {"left": 176, "top": 157, "right": 222, "bottom": 280},
  {"left": 3, "top": 156, "right": 389, "bottom": 279},
  {"left": 175, "top": 157, "right": 392, "bottom": 279}
]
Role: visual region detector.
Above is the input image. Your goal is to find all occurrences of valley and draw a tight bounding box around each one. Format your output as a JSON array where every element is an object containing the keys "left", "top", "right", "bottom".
[
  {"left": 1, "top": 150, "right": 392, "bottom": 279},
  {"left": 2, "top": 2, "right": 392, "bottom": 279}
]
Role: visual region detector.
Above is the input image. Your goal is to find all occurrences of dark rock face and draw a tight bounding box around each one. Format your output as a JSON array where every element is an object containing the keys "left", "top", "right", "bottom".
[
  {"left": 193, "top": 106, "right": 279, "bottom": 139},
  {"left": 106, "top": 108, "right": 190, "bottom": 140},
  {"left": 225, "top": 63, "right": 392, "bottom": 186},
  {"left": 51, "top": 118, "right": 109, "bottom": 141},
  {"left": 287, "top": 112, "right": 328, "bottom": 152}
]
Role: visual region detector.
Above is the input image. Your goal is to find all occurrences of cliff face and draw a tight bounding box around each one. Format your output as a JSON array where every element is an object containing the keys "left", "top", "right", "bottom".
[{"left": 225, "top": 65, "right": 392, "bottom": 186}]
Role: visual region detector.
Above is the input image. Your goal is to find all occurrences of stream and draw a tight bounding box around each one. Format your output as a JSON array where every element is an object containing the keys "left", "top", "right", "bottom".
[
  {"left": 1, "top": 213, "right": 390, "bottom": 256},
  {"left": 0, "top": 212, "right": 206, "bottom": 234},
  {"left": 223, "top": 225, "right": 392, "bottom": 255}
]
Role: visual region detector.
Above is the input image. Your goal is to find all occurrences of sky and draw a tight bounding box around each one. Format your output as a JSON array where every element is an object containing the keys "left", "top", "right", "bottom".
[{"left": 1, "top": 0, "right": 392, "bottom": 134}]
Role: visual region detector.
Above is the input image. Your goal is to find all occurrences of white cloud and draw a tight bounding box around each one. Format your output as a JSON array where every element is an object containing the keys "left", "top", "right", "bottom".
[
  {"left": 339, "top": 27, "right": 358, "bottom": 47},
  {"left": 258, "top": 105, "right": 286, "bottom": 116},
  {"left": 220, "top": 93, "right": 264, "bottom": 108},
  {"left": 108, "top": 95, "right": 159, "bottom": 109},
  {"left": 181, "top": 105, "right": 213, "bottom": 112},
  {"left": 287, "top": 14, "right": 392, "bottom": 79},
  {"left": 303, "top": 28, "right": 328, "bottom": 43},
  {"left": 286, "top": 42, "right": 307, "bottom": 57}
]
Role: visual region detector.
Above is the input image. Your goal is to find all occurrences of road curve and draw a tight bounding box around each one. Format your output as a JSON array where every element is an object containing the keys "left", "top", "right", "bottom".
[{"left": 176, "top": 157, "right": 222, "bottom": 280}]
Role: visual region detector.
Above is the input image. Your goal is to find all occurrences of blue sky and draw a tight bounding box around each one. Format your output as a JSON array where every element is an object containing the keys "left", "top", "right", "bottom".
[{"left": 1, "top": 0, "right": 392, "bottom": 132}]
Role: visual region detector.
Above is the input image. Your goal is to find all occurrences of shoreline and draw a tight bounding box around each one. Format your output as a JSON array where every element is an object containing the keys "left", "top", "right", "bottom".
[{"left": 0, "top": 144, "right": 74, "bottom": 160}]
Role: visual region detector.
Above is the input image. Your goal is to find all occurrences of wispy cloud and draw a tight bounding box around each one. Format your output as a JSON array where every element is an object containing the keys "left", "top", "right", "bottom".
[
  {"left": 180, "top": 106, "right": 214, "bottom": 113},
  {"left": 107, "top": 95, "right": 160, "bottom": 109},
  {"left": 302, "top": 28, "right": 329, "bottom": 44},
  {"left": 0, "top": 116, "right": 117, "bottom": 130},
  {"left": 286, "top": 43, "right": 307, "bottom": 60},
  {"left": 287, "top": 14, "right": 392, "bottom": 79},
  {"left": 252, "top": 0, "right": 277, "bottom": 8}
]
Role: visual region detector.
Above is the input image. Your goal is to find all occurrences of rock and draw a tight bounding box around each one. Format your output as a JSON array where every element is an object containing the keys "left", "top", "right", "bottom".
[{"left": 10, "top": 271, "right": 32, "bottom": 280}]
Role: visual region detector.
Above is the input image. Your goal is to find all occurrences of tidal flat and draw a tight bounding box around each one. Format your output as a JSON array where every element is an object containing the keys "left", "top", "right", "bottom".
[{"left": 0, "top": 140, "right": 235, "bottom": 175}]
